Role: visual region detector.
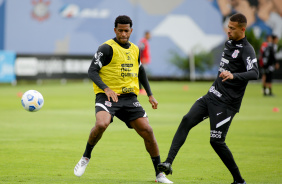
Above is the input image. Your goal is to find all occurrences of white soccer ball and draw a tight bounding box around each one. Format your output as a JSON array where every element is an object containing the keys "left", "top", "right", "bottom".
[{"left": 21, "top": 90, "right": 44, "bottom": 112}]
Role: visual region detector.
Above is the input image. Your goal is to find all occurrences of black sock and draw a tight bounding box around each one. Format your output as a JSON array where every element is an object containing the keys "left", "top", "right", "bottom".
[
  {"left": 83, "top": 142, "right": 94, "bottom": 159},
  {"left": 263, "top": 87, "right": 266, "bottom": 95},
  {"left": 151, "top": 156, "right": 161, "bottom": 176},
  {"left": 269, "top": 87, "right": 272, "bottom": 95},
  {"left": 165, "top": 157, "right": 173, "bottom": 165}
]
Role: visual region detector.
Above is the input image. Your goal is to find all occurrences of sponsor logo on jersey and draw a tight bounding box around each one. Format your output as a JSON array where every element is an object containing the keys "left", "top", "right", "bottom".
[
  {"left": 133, "top": 102, "right": 141, "bottom": 107},
  {"left": 121, "top": 72, "right": 137, "bottom": 78},
  {"left": 94, "top": 52, "right": 103, "bottom": 68},
  {"left": 218, "top": 67, "right": 230, "bottom": 73},
  {"left": 221, "top": 57, "right": 229, "bottom": 64},
  {"left": 120, "top": 63, "right": 136, "bottom": 78},
  {"left": 122, "top": 87, "right": 134, "bottom": 93},
  {"left": 127, "top": 55, "right": 131, "bottom": 60},
  {"left": 105, "top": 101, "right": 112, "bottom": 107},
  {"left": 246, "top": 57, "right": 257, "bottom": 71},
  {"left": 236, "top": 44, "right": 243, "bottom": 48},
  {"left": 210, "top": 130, "right": 222, "bottom": 138},
  {"left": 209, "top": 86, "right": 222, "bottom": 98},
  {"left": 222, "top": 52, "right": 225, "bottom": 57},
  {"left": 121, "top": 64, "right": 133, "bottom": 67},
  {"left": 232, "top": 49, "right": 240, "bottom": 58}
]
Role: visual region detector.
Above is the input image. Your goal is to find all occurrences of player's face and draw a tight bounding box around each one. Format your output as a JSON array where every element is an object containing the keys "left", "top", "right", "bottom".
[
  {"left": 114, "top": 24, "right": 132, "bottom": 44},
  {"left": 227, "top": 21, "right": 245, "bottom": 41}
]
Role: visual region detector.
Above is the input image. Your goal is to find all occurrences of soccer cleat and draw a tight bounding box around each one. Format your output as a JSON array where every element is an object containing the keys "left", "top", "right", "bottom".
[
  {"left": 157, "top": 162, "right": 173, "bottom": 175},
  {"left": 231, "top": 180, "right": 246, "bottom": 184},
  {"left": 74, "top": 157, "right": 89, "bottom": 177},
  {"left": 155, "top": 173, "right": 173, "bottom": 183}
]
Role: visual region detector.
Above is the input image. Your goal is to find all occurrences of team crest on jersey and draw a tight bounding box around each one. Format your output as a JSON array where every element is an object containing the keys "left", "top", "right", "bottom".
[
  {"left": 232, "top": 49, "right": 239, "bottom": 58},
  {"left": 105, "top": 101, "right": 112, "bottom": 107}
]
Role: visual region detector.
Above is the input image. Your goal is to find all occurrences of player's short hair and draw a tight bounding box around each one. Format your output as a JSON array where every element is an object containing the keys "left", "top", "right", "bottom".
[
  {"left": 272, "top": 34, "right": 278, "bottom": 40},
  {"left": 115, "top": 15, "right": 132, "bottom": 28},
  {"left": 230, "top": 13, "right": 247, "bottom": 28}
]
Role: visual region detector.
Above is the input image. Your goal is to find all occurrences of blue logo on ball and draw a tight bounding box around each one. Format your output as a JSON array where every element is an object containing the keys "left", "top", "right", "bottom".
[
  {"left": 21, "top": 99, "right": 25, "bottom": 107},
  {"left": 27, "top": 94, "right": 34, "bottom": 101}
]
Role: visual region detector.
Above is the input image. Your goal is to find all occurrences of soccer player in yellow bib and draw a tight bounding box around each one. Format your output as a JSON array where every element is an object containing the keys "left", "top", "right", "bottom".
[{"left": 74, "top": 15, "right": 173, "bottom": 183}]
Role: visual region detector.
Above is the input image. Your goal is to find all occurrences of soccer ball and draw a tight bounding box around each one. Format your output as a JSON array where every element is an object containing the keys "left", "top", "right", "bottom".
[{"left": 21, "top": 90, "right": 44, "bottom": 112}]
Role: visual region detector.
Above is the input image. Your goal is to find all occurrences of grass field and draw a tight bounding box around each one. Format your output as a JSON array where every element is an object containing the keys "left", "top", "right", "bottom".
[{"left": 0, "top": 80, "right": 282, "bottom": 184}]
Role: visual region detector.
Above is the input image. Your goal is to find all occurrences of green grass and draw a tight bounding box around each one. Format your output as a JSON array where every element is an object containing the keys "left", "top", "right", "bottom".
[{"left": 0, "top": 80, "right": 282, "bottom": 184}]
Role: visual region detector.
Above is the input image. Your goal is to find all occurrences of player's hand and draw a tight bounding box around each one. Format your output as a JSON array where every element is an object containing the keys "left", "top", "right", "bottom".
[
  {"left": 219, "top": 71, "right": 233, "bottom": 82},
  {"left": 149, "top": 95, "right": 158, "bottom": 109},
  {"left": 275, "top": 63, "right": 280, "bottom": 70},
  {"left": 104, "top": 88, "right": 120, "bottom": 102}
]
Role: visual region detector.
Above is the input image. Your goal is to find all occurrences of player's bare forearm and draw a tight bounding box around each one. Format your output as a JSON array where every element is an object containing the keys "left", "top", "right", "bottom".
[{"left": 148, "top": 95, "right": 158, "bottom": 109}]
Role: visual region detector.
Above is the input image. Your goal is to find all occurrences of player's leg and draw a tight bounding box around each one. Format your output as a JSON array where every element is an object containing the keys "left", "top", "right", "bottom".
[
  {"left": 265, "top": 71, "right": 273, "bottom": 96},
  {"left": 74, "top": 93, "right": 114, "bottom": 177},
  {"left": 130, "top": 118, "right": 173, "bottom": 183},
  {"left": 208, "top": 105, "right": 245, "bottom": 183},
  {"left": 158, "top": 96, "right": 209, "bottom": 175},
  {"left": 261, "top": 73, "right": 266, "bottom": 95},
  {"left": 74, "top": 111, "right": 112, "bottom": 177},
  {"left": 84, "top": 111, "right": 112, "bottom": 157},
  {"left": 130, "top": 117, "right": 159, "bottom": 157}
]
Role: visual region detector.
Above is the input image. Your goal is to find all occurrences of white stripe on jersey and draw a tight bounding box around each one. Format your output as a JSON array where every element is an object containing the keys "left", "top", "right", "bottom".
[
  {"left": 95, "top": 103, "right": 109, "bottom": 112},
  {"left": 216, "top": 116, "right": 231, "bottom": 128}
]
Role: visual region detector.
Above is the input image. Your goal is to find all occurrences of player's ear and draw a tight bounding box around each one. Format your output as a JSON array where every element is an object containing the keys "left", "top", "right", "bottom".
[{"left": 242, "top": 27, "right": 246, "bottom": 32}]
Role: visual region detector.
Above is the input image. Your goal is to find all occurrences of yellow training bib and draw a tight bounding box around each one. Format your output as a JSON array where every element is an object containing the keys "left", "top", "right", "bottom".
[{"left": 93, "top": 39, "right": 140, "bottom": 95}]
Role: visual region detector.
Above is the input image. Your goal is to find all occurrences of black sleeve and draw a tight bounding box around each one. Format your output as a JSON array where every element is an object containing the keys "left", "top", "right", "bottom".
[
  {"left": 88, "top": 44, "right": 113, "bottom": 90},
  {"left": 138, "top": 64, "right": 153, "bottom": 96},
  {"left": 233, "top": 45, "right": 259, "bottom": 81}
]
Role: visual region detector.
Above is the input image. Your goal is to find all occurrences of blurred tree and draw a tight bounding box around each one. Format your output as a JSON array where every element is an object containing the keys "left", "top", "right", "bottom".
[
  {"left": 245, "top": 29, "right": 265, "bottom": 56},
  {"left": 170, "top": 50, "right": 213, "bottom": 75}
]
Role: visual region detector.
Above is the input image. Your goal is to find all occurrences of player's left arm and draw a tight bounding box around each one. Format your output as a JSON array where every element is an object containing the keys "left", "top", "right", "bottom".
[
  {"left": 233, "top": 46, "right": 259, "bottom": 81},
  {"left": 220, "top": 46, "right": 259, "bottom": 82},
  {"left": 137, "top": 51, "right": 158, "bottom": 109}
]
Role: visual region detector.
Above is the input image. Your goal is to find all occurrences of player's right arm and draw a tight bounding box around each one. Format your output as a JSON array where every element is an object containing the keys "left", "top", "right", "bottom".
[{"left": 88, "top": 44, "right": 120, "bottom": 102}]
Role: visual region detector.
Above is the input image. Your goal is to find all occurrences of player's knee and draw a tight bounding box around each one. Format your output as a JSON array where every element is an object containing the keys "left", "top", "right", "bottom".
[
  {"left": 210, "top": 139, "right": 225, "bottom": 148},
  {"left": 180, "top": 114, "right": 194, "bottom": 129},
  {"left": 142, "top": 124, "right": 154, "bottom": 135},
  {"left": 95, "top": 120, "right": 109, "bottom": 132}
]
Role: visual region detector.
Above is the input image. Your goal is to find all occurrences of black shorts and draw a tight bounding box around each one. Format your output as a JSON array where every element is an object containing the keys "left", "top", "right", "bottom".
[
  {"left": 187, "top": 95, "right": 237, "bottom": 142},
  {"left": 265, "top": 71, "right": 273, "bottom": 83},
  {"left": 95, "top": 93, "right": 147, "bottom": 128},
  {"left": 261, "top": 67, "right": 274, "bottom": 83}
]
